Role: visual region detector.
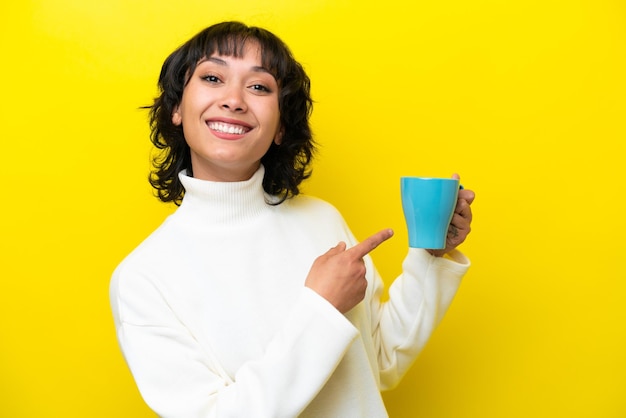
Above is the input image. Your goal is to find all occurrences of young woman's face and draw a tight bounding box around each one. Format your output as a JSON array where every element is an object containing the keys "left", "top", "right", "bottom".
[{"left": 173, "top": 42, "right": 282, "bottom": 182}]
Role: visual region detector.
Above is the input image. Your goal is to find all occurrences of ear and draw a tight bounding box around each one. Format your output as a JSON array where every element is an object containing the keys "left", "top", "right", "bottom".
[
  {"left": 172, "top": 107, "right": 182, "bottom": 126},
  {"left": 274, "top": 127, "right": 284, "bottom": 145}
]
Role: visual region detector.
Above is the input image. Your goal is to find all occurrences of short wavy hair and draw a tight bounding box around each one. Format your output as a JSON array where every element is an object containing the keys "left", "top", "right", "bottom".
[{"left": 147, "top": 21, "right": 315, "bottom": 205}]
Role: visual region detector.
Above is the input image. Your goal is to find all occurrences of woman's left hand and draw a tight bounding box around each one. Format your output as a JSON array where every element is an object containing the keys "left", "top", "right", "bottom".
[{"left": 428, "top": 174, "right": 475, "bottom": 257}]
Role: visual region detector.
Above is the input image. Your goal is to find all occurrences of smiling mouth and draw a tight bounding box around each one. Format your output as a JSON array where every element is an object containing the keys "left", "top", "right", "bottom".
[{"left": 207, "top": 121, "right": 251, "bottom": 135}]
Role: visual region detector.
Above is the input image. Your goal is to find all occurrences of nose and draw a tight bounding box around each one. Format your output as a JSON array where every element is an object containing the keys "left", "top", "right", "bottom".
[{"left": 220, "top": 86, "right": 247, "bottom": 113}]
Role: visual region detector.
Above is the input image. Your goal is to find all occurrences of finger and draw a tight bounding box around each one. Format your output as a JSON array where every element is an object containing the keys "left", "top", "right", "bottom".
[
  {"left": 458, "top": 189, "right": 475, "bottom": 206},
  {"left": 447, "top": 213, "right": 470, "bottom": 244},
  {"left": 346, "top": 229, "right": 394, "bottom": 259},
  {"left": 447, "top": 223, "right": 461, "bottom": 239},
  {"left": 449, "top": 174, "right": 474, "bottom": 204},
  {"left": 450, "top": 212, "right": 470, "bottom": 231},
  {"left": 456, "top": 199, "right": 473, "bottom": 221}
]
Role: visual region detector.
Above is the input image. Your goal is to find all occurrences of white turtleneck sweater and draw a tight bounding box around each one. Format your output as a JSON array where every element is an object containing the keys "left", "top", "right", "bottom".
[{"left": 110, "top": 166, "right": 470, "bottom": 418}]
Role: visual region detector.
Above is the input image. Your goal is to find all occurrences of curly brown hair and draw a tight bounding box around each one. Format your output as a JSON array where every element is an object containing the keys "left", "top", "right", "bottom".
[{"left": 147, "top": 21, "right": 315, "bottom": 205}]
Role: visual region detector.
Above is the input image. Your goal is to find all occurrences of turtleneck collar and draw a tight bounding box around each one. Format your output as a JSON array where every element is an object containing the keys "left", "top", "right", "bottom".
[{"left": 176, "top": 165, "right": 274, "bottom": 226}]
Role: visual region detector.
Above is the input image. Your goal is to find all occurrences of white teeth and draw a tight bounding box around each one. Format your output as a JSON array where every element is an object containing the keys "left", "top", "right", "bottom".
[{"left": 208, "top": 122, "right": 247, "bottom": 135}]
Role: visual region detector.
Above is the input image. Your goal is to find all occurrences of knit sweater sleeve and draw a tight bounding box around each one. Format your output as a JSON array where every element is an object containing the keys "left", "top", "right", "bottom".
[
  {"left": 366, "top": 247, "right": 470, "bottom": 390},
  {"left": 110, "top": 267, "right": 359, "bottom": 418}
]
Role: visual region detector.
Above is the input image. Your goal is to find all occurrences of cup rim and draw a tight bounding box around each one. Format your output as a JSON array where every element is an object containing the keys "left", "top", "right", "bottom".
[{"left": 400, "top": 176, "right": 459, "bottom": 182}]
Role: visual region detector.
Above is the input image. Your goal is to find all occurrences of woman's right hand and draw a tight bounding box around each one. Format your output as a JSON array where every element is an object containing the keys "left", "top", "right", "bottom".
[{"left": 304, "top": 229, "right": 394, "bottom": 313}]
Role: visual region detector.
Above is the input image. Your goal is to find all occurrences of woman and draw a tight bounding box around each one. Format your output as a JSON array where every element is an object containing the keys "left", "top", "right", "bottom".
[{"left": 110, "top": 21, "right": 475, "bottom": 417}]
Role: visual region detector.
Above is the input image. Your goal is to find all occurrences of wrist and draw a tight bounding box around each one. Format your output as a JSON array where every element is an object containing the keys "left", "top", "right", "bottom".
[{"left": 426, "top": 249, "right": 446, "bottom": 257}]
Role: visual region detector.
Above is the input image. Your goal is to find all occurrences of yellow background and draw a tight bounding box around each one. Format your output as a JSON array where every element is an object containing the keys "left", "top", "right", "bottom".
[{"left": 1, "top": 0, "right": 624, "bottom": 416}]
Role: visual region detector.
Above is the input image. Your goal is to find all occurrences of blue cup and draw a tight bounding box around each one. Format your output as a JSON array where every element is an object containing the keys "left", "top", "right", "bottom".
[{"left": 401, "top": 177, "right": 460, "bottom": 249}]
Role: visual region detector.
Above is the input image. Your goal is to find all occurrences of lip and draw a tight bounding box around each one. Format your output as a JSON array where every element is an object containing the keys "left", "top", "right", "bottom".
[
  {"left": 206, "top": 117, "right": 253, "bottom": 140},
  {"left": 206, "top": 117, "right": 253, "bottom": 128}
]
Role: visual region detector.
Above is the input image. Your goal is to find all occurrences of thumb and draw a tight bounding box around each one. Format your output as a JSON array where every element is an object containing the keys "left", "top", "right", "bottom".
[{"left": 327, "top": 241, "right": 347, "bottom": 255}]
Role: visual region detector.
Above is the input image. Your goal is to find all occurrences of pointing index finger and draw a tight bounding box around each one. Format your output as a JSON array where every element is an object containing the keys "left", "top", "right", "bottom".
[{"left": 346, "top": 229, "right": 394, "bottom": 259}]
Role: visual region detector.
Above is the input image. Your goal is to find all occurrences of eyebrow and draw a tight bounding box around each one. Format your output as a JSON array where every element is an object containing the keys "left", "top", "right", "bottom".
[{"left": 205, "top": 56, "right": 271, "bottom": 74}]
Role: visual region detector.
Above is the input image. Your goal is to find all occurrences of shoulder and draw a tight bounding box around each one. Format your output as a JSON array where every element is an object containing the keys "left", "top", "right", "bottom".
[
  {"left": 283, "top": 194, "right": 342, "bottom": 215},
  {"left": 277, "top": 194, "right": 357, "bottom": 245},
  {"left": 110, "top": 217, "right": 179, "bottom": 289},
  {"left": 110, "top": 220, "right": 182, "bottom": 324},
  {"left": 281, "top": 194, "right": 346, "bottom": 223}
]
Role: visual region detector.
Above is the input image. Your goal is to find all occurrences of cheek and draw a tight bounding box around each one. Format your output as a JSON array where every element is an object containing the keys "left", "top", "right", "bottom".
[
  {"left": 268, "top": 104, "right": 282, "bottom": 133},
  {"left": 178, "top": 86, "right": 207, "bottom": 117},
  {"left": 181, "top": 121, "right": 204, "bottom": 150}
]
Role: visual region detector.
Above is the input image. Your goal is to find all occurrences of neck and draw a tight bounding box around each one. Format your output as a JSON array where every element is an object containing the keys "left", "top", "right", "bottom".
[
  {"left": 176, "top": 165, "right": 271, "bottom": 227},
  {"left": 189, "top": 158, "right": 262, "bottom": 183}
]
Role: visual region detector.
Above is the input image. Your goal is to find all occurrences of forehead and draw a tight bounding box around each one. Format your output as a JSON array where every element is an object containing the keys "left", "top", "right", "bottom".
[
  {"left": 206, "top": 41, "right": 263, "bottom": 62},
  {"left": 202, "top": 36, "right": 281, "bottom": 77},
  {"left": 198, "top": 45, "right": 277, "bottom": 83},
  {"left": 202, "top": 36, "right": 262, "bottom": 60}
]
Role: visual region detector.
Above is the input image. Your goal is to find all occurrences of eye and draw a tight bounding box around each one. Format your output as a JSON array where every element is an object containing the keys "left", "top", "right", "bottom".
[
  {"left": 250, "top": 84, "right": 272, "bottom": 93},
  {"left": 201, "top": 74, "right": 221, "bottom": 83}
]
